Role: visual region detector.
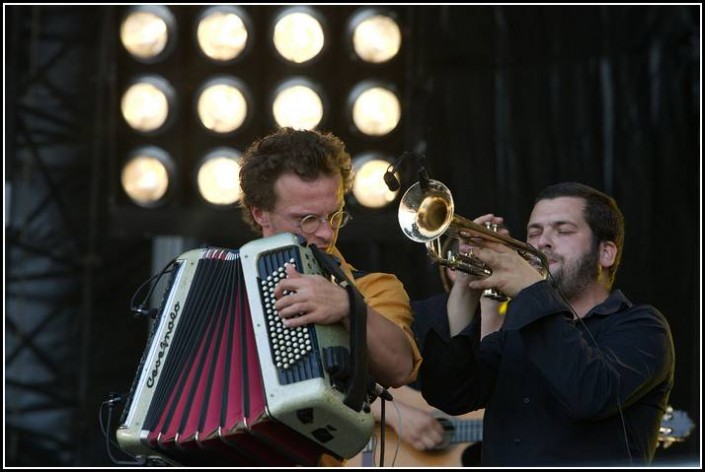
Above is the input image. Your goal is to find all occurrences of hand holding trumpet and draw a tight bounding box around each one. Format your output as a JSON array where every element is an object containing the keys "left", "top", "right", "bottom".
[
  {"left": 458, "top": 217, "right": 545, "bottom": 299},
  {"left": 398, "top": 179, "right": 548, "bottom": 286},
  {"left": 452, "top": 213, "right": 508, "bottom": 281},
  {"left": 447, "top": 214, "right": 511, "bottom": 336}
]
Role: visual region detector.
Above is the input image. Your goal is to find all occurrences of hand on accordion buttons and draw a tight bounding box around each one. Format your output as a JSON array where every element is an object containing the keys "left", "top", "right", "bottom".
[{"left": 274, "top": 263, "right": 350, "bottom": 328}]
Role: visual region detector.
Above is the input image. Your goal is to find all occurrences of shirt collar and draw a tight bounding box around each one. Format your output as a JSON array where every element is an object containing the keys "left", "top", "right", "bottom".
[{"left": 587, "top": 289, "right": 632, "bottom": 317}]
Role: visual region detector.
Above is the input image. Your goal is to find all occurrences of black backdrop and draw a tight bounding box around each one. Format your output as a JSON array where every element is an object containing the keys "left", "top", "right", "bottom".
[{"left": 5, "top": 5, "right": 700, "bottom": 467}]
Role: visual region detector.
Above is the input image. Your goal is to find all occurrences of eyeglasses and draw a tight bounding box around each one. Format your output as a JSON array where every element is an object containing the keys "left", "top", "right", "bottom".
[{"left": 296, "top": 210, "right": 352, "bottom": 234}]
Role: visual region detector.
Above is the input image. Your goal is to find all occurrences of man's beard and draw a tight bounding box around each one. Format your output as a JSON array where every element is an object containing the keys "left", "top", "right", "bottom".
[{"left": 550, "top": 247, "right": 600, "bottom": 300}]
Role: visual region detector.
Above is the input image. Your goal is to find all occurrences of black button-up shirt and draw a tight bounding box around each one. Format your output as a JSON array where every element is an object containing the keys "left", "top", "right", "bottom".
[{"left": 418, "top": 280, "right": 675, "bottom": 466}]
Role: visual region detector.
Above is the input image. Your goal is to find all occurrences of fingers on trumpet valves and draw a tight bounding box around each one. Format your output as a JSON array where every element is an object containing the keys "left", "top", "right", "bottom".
[
  {"left": 458, "top": 230, "right": 485, "bottom": 241},
  {"left": 458, "top": 241, "right": 478, "bottom": 257},
  {"left": 462, "top": 246, "right": 474, "bottom": 257},
  {"left": 483, "top": 221, "right": 511, "bottom": 237}
]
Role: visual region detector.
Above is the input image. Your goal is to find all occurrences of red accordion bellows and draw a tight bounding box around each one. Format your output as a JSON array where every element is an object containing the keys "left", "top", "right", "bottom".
[{"left": 116, "top": 235, "right": 373, "bottom": 466}]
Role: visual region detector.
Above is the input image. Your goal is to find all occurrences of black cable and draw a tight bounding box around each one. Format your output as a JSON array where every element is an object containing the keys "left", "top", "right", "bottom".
[
  {"left": 129, "top": 258, "right": 177, "bottom": 318},
  {"left": 99, "top": 394, "right": 147, "bottom": 466},
  {"left": 546, "top": 271, "right": 633, "bottom": 466},
  {"left": 379, "top": 397, "right": 386, "bottom": 468}
]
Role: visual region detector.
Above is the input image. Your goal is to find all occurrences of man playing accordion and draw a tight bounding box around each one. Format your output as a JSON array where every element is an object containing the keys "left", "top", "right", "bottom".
[{"left": 237, "top": 127, "right": 422, "bottom": 465}]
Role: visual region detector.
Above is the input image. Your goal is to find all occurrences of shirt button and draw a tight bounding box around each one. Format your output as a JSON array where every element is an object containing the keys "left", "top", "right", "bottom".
[{"left": 523, "top": 397, "right": 530, "bottom": 404}]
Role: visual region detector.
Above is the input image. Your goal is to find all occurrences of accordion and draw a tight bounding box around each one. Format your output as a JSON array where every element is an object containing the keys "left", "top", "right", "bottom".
[{"left": 116, "top": 232, "right": 374, "bottom": 466}]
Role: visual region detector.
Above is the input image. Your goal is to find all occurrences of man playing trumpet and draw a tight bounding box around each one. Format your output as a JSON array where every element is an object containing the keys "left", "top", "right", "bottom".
[{"left": 416, "top": 182, "right": 675, "bottom": 466}]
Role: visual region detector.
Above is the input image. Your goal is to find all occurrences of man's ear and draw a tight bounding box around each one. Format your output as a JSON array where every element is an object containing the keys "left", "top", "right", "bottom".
[
  {"left": 251, "top": 207, "right": 270, "bottom": 231},
  {"left": 600, "top": 241, "right": 617, "bottom": 268}
]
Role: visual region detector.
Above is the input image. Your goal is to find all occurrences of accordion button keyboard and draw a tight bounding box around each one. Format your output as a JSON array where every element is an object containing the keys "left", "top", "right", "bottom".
[{"left": 262, "top": 263, "right": 313, "bottom": 369}]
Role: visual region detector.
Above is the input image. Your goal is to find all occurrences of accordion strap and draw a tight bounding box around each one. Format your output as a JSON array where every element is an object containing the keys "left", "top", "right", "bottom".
[{"left": 309, "top": 245, "right": 369, "bottom": 412}]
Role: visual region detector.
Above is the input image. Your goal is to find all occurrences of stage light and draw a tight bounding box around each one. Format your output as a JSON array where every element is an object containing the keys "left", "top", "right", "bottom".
[
  {"left": 195, "top": 148, "right": 241, "bottom": 206},
  {"left": 351, "top": 153, "right": 399, "bottom": 209},
  {"left": 119, "top": 5, "right": 175, "bottom": 63},
  {"left": 120, "top": 75, "right": 175, "bottom": 134},
  {"left": 196, "top": 76, "right": 250, "bottom": 134},
  {"left": 349, "top": 81, "right": 401, "bottom": 137},
  {"left": 196, "top": 6, "right": 251, "bottom": 62},
  {"left": 120, "top": 147, "right": 175, "bottom": 207},
  {"left": 111, "top": 5, "right": 408, "bottom": 239},
  {"left": 271, "top": 78, "right": 325, "bottom": 130},
  {"left": 272, "top": 7, "right": 325, "bottom": 64},
  {"left": 349, "top": 9, "right": 401, "bottom": 64}
]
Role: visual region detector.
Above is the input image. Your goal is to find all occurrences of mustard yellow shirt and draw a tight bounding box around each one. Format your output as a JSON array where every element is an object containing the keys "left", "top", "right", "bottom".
[
  {"left": 319, "top": 247, "right": 422, "bottom": 467},
  {"left": 328, "top": 246, "right": 422, "bottom": 385}
]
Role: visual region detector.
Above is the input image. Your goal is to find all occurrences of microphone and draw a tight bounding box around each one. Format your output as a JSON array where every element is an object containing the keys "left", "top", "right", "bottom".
[
  {"left": 384, "top": 150, "right": 431, "bottom": 192},
  {"left": 132, "top": 305, "right": 157, "bottom": 319},
  {"left": 383, "top": 166, "right": 401, "bottom": 192},
  {"left": 368, "top": 381, "right": 394, "bottom": 402}
]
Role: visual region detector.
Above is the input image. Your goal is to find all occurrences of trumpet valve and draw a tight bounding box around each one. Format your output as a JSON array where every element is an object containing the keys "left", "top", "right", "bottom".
[
  {"left": 483, "top": 288, "right": 508, "bottom": 302},
  {"left": 451, "top": 251, "right": 492, "bottom": 278},
  {"left": 484, "top": 221, "right": 499, "bottom": 232}
]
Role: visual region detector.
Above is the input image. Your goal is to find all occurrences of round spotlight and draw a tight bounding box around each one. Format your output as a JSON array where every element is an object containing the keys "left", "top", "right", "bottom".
[
  {"left": 349, "top": 9, "right": 402, "bottom": 64},
  {"left": 120, "top": 75, "right": 175, "bottom": 134},
  {"left": 351, "top": 153, "right": 399, "bottom": 209},
  {"left": 120, "top": 147, "right": 175, "bottom": 207},
  {"left": 272, "top": 7, "right": 325, "bottom": 64},
  {"left": 196, "top": 76, "right": 250, "bottom": 134},
  {"left": 195, "top": 148, "right": 242, "bottom": 206},
  {"left": 272, "top": 78, "right": 325, "bottom": 130},
  {"left": 119, "top": 5, "right": 175, "bottom": 63},
  {"left": 349, "top": 82, "right": 401, "bottom": 137},
  {"left": 196, "top": 6, "right": 251, "bottom": 62}
]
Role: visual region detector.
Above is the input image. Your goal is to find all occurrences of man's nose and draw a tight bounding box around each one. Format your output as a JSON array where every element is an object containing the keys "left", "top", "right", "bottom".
[
  {"left": 312, "top": 218, "right": 335, "bottom": 240},
  {"left": 537, "top": 231, "right": 553, "bottom": 249}
]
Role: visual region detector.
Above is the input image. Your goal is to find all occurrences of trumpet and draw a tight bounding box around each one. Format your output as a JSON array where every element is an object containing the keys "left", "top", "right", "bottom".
[{"left": 398, "top": 179, "right": 549, "bottom": 300}]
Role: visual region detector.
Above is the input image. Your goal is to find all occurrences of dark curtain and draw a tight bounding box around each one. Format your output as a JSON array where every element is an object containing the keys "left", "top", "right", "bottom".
[{"left": 399, "top": 4, "right": 699, "bottom": 464}]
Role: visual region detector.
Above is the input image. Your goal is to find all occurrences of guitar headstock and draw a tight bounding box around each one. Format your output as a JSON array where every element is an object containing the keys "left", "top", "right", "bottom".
[{"left": 658, "top": 406, "right": 695, "bottom": 448}]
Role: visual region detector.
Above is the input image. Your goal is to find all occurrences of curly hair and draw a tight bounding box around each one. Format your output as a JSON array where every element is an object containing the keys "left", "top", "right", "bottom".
[{"left": 238, "top": 127, "right": 353, "bottom": 233}]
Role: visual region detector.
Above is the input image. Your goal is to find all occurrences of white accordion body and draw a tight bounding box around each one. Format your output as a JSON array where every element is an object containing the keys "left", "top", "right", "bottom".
[{"left": 116, "top": 232, "right": 374, "bottom": 466}]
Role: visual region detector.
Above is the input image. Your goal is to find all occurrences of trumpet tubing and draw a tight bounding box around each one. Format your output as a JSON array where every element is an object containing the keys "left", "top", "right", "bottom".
[{"left": 398, "top": 179, "right": 548, "bottom": 283}]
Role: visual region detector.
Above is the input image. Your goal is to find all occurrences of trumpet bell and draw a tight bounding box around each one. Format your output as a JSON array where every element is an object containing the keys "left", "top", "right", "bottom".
[{"left": 398, "top": 180, "right": 455, "bottom": 243}]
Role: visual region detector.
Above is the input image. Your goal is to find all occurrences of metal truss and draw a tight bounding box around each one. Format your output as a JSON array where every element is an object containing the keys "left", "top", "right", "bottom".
[{"left": 5, "top": 6, "right": 109, "bottom": 466}]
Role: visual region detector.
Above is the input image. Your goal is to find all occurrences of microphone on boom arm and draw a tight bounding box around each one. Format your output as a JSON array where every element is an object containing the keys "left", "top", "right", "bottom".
[{"left": 383, "top": 148, "right": 431, "bottom": 192}]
